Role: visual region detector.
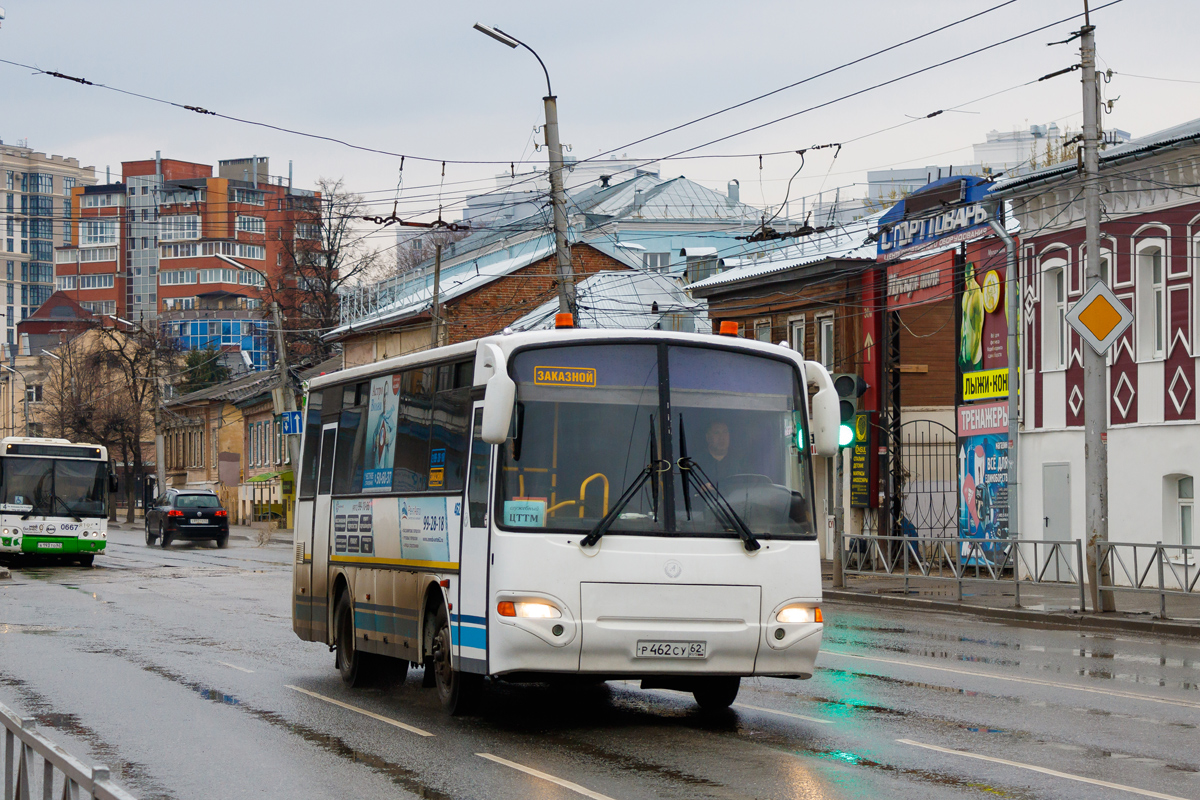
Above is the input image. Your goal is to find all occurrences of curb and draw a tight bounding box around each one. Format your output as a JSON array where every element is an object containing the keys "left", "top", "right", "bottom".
[
  {"left": 0, "top": 566, "right": 9, "bottom": 580},
  {"left": 822, "top": 589, "right": 1200, "bottom": 640}
]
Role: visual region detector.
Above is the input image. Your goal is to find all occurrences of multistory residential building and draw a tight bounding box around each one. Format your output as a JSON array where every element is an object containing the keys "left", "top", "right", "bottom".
[
  {"left": 55, "top": 154, "right": 320, "bottom": 372},
  {"left": 1, "top": 141, "right": 97, "bottom": 344}
]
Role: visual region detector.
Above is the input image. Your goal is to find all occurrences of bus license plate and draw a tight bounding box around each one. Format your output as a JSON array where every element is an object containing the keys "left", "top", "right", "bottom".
[
  {"left": 36, "top": 542, "right": 62, "bottom": 549},
  {"left": 634, "top": 640, "right": 707, "bottom": 659}
]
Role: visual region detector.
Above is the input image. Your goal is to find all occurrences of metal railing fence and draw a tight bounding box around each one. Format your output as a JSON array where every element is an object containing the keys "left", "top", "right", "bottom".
[
  {"left": 2, "top": 701, "right": 136, "bottom": 800},
  {"left": 1095, "top": 541, "right": 1199, "bottom": 619},
  {"left": 840, "top": 533, "right": 1087, "bottom": 611}
]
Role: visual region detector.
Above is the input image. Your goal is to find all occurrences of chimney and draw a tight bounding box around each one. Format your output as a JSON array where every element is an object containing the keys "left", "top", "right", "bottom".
[
  {"left": 105, "top": 166, "right": 110, "bottom": 183},
  {"left": 155, "top": 150, "right": 161, "bottom": 178},
  {"left": 633, "top": 189, "right": 644, "bottom": 212},
  {"left": 599, "top": 174, "right": 610, "bottom": 188},
  {"left": 288, "top": 160, "right": 293, "bottom": 192},
  {"left": 727, "top": 179, "right": 740, "bottom": 205},
  {"left": 19, "top": 333, "right": 29, "bottom": 357}
]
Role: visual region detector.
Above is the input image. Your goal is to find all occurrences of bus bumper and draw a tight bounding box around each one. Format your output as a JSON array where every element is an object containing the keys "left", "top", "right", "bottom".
[
  {"left": 20, "top": 537, "right": 106, "bottom": 555},
  {"left": 487, "top": 582, "right": 823, "bottom": 679}
]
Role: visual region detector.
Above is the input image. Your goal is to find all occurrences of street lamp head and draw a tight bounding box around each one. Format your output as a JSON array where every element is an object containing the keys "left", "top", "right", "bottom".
[{"left": 473, "top": 23, "right": 519, "bottom": 48}]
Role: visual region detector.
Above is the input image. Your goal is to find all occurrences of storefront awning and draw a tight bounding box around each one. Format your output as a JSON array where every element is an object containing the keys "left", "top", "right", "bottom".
[{"left": 246, "top": 472, "right": 280, "bottom": 483}]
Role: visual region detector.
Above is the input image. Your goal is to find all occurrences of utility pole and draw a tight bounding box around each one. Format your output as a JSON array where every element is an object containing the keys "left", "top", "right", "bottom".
[
  {"left": 832, "top": 451, "right": 845, "bottom": 587},
  {"left": 1080, "top": 3, "right": 1115, "bottom": 612},
  {"left": 271, "top": 301, "right": 301, "bottom": 469},
  {"left": 430, "top": 243, "right": 442, "bottom": 349},
  {"left": 543, "top": 96, "right": 577, "bottom": 323}
]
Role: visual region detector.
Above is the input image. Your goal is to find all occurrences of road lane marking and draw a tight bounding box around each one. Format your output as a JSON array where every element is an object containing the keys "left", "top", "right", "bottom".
[
  {"left": 821, "top": 650, "right": 1200, "bottom": 710},
  {"left": 476, "top": 753, "right": 616, "bottom": 800},
  {"left": 897, "top": 739, "right": 1191, "bottom": 800},
  {"left": 285, "top": 685, "right": 433, "bottom": 737},
  {"left": 733, "top": 702, "right": 835, "bottom": 724},
  {"left": 217, "top": 661, "right": 254, "bottom": 673}
]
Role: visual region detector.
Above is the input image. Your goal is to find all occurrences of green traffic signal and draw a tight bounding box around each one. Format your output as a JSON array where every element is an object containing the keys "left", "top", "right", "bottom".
[{"left": 838, "top": 423, "right": 855, "bottom": 448}]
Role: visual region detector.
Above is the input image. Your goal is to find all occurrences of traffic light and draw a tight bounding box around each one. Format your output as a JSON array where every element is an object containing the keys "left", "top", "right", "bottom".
[{"left": 832, "top": 373, "right": 869, "bottom": 447}]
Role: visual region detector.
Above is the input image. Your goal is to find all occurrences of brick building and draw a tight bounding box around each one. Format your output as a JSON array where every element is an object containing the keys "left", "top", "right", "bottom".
[{"left": 55, "top": 154, "right": 320, "bottom": 371}]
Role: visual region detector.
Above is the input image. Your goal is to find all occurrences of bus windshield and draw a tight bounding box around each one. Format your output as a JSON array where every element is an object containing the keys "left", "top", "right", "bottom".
[
  {"left": 498, "top": 343, "right": 814, "bottom": 540},
  {"left": 0, "top": 457, "right": 108, "bottom": 518}
]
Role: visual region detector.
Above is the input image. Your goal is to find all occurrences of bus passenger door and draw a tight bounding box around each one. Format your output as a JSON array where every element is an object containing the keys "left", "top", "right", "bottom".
[
  {"left": 312, "top": 422, "right": 339, "bottom": 642},
  {"left": 456, "top": 406, "right": 492, "bottom": 674}
]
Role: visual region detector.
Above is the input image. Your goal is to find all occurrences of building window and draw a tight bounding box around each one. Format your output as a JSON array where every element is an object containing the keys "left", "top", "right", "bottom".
[
  {"left": 25, "top": 384, "right": 43, "bottom": 403},
  {"left": 644, "top": 252, "right": 670, "bottom": 271},
  {"left": 160, "top": 215, "right": 201, "bottom": 241},
  {"left": 789, "top": 316, "right": 805, "bottom": 357},
  {"left": 237, "top": 215, "right": 266, "bottom": 234},
  {"left": 754, "top": 319, "right": 772, "bottom": 342},
  {"left": 1042, "top": 261, "right": 1067, "bottom": 370},
  {"left": 294, "top": 223, "right": 320, "bottom": 240},
  {"left": 818, "top": 315, "right": 834, "bottom": 371},
  {"left": 62, "top": 177, "right": 75, "bottom": 195},
  {"left": 1137, "top": 243, "right": 1166, "bottom": 360},
  {"left": 81, "top": 220, "right": 118, "bottom": 246}
]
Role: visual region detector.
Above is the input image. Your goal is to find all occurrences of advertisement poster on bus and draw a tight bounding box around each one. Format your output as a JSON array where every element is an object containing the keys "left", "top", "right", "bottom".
[
  {"left": 957, "top": 401, "right": 1009, "bottom": 547},
  {"left": 332, "top": 498, "right": 375, "bottom": 556},
  {"left": 960, "top": 238, "right": 1010, "bottom": 401},
  {"left": 399, "top": 496, "right": 454, "bottom": 564},
  {"left": 363, "top": 374, "right": 400, "bottom": 492}
]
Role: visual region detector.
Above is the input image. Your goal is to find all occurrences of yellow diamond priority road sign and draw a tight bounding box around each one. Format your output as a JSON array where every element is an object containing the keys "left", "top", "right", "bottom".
[{"left": 1065, "top": 280, "right": 1133, "bottom": 354}]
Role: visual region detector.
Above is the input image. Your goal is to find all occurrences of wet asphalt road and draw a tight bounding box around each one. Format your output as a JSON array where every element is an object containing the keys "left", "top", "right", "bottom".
[{"left": 0, "top": 529, "right": 1197, "bottom": 800}]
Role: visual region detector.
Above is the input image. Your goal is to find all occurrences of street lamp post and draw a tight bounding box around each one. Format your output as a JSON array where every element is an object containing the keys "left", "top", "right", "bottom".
[{"left": 474, "top": 23, "right": 577, "bottom": 322}]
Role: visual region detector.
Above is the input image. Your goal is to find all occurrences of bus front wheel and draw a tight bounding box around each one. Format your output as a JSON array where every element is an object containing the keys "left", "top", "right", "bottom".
[
  {"left": 334, "top": 591, "right": 376, "bottom": 687},
  {"left": 692, "top": 676, "right": 740, "bottom": 711},
  {"left": 431, "top": 604, "right": 480, "bottom": 715}
]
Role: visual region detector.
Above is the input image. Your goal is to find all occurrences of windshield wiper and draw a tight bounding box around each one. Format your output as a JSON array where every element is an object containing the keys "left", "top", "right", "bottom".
[
  {"left": 676, "top": 416, "right": 759, "bottom": 552},
  {"left": 50, "top": 494, "right": 83, "bottom": 523},
  {"left": 679, "top": 458, "right": 761, "bottom": 552},
  {"left": 581, "top": 418, "right": 663, "bottom": 547}
]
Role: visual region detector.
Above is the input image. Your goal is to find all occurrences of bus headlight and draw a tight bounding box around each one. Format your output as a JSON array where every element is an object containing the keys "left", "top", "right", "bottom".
[
  {"left": 497, "top": 601, "right": 561, "bottom": 619},
  {"left": 776, "top": 605, "right": 822, "bottom": 624}
]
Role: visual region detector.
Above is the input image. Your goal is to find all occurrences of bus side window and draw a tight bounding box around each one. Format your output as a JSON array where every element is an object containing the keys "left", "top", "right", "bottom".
[
  {"left": 317, "top": 428, "right": 337, "bottom": 495},
  {"left": 297, "top": 392, "right": 323, "bottom": 499},
  {"left": 467, "top": 409, "right": 490, "bottom": 528}
]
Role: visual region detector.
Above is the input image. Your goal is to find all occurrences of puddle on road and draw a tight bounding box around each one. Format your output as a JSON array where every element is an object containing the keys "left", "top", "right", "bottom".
[{"left": 0, "top": 622, "right": 75, "bottom": 635}]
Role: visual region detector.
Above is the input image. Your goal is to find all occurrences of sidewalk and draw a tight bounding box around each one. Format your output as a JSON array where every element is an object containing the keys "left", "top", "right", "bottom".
[
  {"left": 822, "top": 561, "right": 1200, "bottom": 640},
  {"left": 108, "top": 520, "right": 293, "bottom": 545}
]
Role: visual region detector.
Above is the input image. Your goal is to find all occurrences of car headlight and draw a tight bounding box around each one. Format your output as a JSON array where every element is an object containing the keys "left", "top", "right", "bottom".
[
  {"left": 497, "top": 601, "right": 562, "bottom": 619},
  {"left": 776, "top": 605, "right": 822, "bottom": 624}
]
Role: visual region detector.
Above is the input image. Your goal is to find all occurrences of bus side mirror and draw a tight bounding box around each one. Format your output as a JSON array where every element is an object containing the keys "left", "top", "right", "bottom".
[
  {"left": 805, "top": 361, "right": 840, "bottom": 457},
  {"left": 480, "top": 343, "right": 515, "bottom": 445}
]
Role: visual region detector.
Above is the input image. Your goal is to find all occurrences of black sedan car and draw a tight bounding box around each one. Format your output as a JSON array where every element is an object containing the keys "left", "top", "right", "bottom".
[{"left": 145, "top": 489, "right": 230, "bottom": 548}]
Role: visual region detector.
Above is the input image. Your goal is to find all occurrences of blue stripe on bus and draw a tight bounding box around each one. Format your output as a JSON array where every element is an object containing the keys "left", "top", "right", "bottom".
[
  {"left": 450, "top": 613, "right": 487, "bottom": 626},
  {"left": 354, "top": 610, "right": 418, "bottom": 639},
  {"left": 451, "top": 625, "right": 486, "bottom": 650}
]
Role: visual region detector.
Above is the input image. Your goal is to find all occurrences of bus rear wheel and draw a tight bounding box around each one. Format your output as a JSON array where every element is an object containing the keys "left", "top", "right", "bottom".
[
  {"left": 334, "top": 591, "right": 376, "bottom": 687},
  {"left": 77, "top": 554, "right": 94, "bottom": 567},
  {"left": 431, "top": 603, "right": 480, "bottom": 715},
  {"left": 692, "top": 676, "right": 740, "bottom": 711}
]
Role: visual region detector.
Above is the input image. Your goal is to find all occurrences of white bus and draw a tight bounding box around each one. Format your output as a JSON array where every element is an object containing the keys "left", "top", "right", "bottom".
[
  {"left": 0, "top": 437, "right": 115, "bottom": 566},
  {"left": 292, "top": 327, "right": 840, "bottom": 713}
]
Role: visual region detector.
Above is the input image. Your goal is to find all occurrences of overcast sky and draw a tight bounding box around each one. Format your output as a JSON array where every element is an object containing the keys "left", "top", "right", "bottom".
[{"left": 2, "top": 0, "right": 1196, "bottom": 251}]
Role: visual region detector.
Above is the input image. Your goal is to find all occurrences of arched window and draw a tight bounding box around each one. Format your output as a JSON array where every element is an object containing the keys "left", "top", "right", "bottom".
[
  {"left": 1042, "top": 257, "right": 1067, "bottom": 370},
  {"left": 1137, "top": 242, "right": 1166, "bottom": 360}
]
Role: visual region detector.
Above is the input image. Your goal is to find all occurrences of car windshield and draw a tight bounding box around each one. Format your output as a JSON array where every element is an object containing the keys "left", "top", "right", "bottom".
[
  {"left": 497, "top": 343, "right": 814, "bottom": 540},
  {"left": 176, "top": 494, "right": 220, "bottom": 509},
  {"left": 0, "top": 456, "right": 108, "bottom": 518}
]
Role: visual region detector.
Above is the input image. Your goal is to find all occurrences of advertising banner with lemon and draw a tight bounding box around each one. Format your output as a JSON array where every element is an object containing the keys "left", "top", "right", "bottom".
[{"left": 959, "top": 238, "right": 1010, "bottom": 400}]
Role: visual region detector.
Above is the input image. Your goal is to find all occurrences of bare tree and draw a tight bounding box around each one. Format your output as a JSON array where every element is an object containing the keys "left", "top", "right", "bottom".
[
  {"left": 266, "top": 177, "right": 384, "bottom": 364},
  {"left": 38, "top": 325, "right": 175, "bottom": 522}
]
